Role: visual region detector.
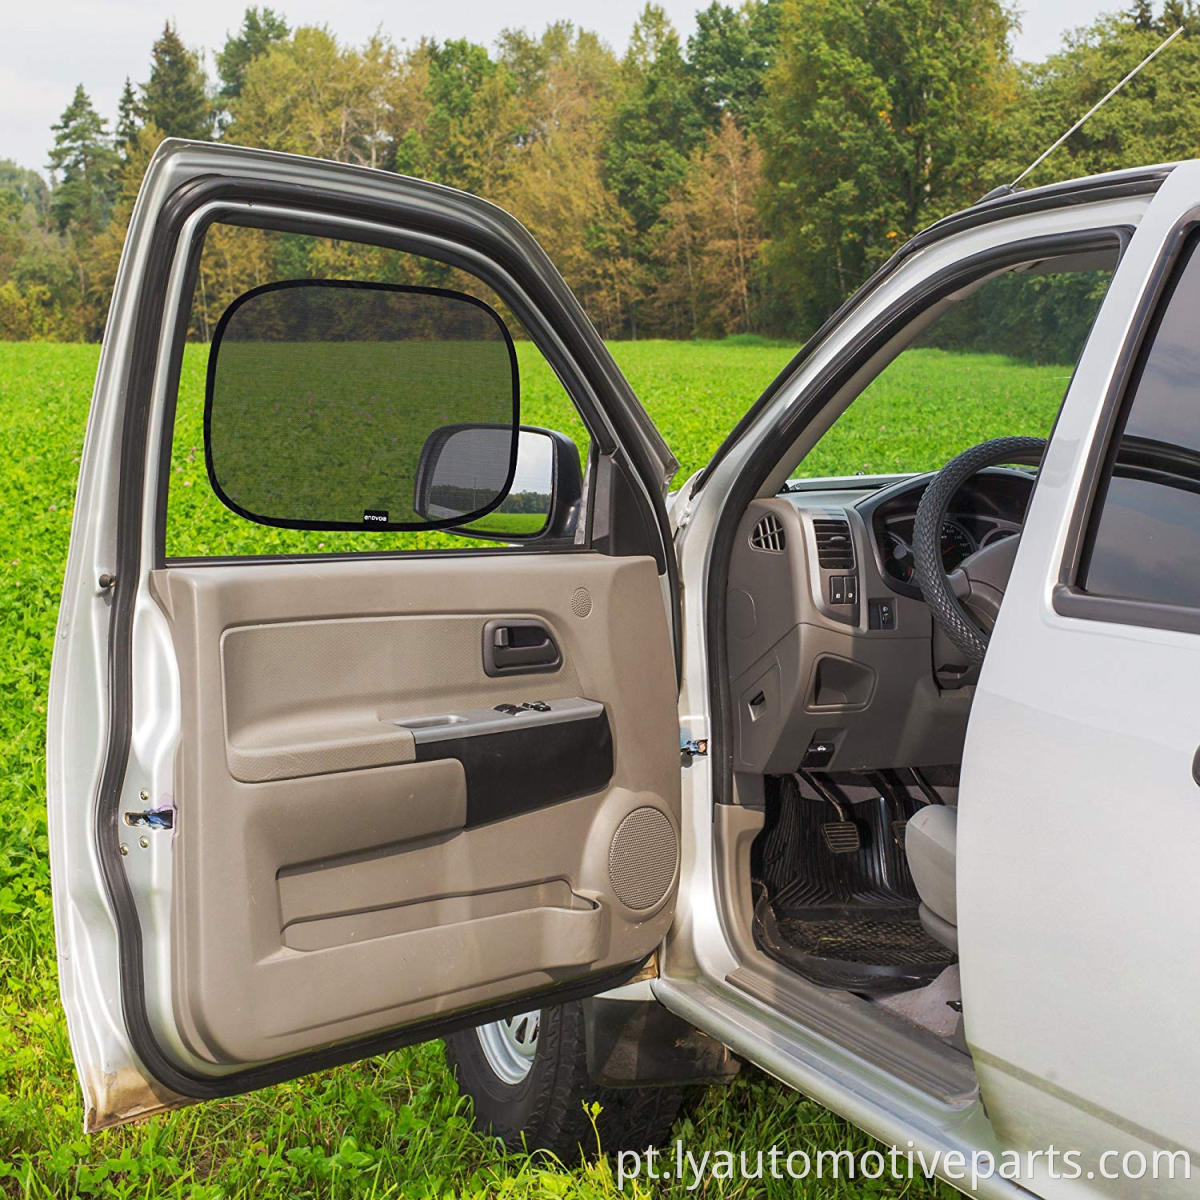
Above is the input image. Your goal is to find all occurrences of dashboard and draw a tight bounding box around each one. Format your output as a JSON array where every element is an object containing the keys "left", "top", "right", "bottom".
[
  {"left": 723, "top": 467, "right": 1037, "bottom": 779},
  {"left": 857, "top": 467, "right": 1035, "bottom": 599}
]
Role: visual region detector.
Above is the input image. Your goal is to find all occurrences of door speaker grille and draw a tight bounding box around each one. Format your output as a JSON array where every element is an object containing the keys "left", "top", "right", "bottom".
[
  {"left": 749, "top": 513, "right": 786, "bottom": 553},
  {"left": 609, "top": 807, "right": 678, "bottom": 911},
  {"left": 570, "top": 587, "right": 592, "bottom": 618}
]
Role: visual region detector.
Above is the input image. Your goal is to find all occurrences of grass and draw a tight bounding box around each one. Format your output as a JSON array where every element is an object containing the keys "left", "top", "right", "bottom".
[{"left": 0, "top": 338, "right": 1070, "bottom": 1198}]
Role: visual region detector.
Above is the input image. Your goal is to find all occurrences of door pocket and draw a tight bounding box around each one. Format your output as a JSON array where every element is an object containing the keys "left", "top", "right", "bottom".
[
  {"left": 278, "top": 877, "right": 586, "bottom": 950},
  {"left": 248, "top": 899, "right": 604, "bottom": 1051}
]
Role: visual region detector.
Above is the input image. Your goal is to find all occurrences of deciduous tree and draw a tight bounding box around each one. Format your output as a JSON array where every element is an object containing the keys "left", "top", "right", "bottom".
[
  {"left": 229, "top": 28, "right": 407, "bottom": 169},
  {"left": 992, "top": 6, "right": 1200, "bottom": 189},
  {"left": 686, "top": 1, "right": 781, "bottom": 129},
  {"left": 653, "top": 114, "right": 765, "bottom": 336},
  {"left": 605, "top": 6, "right": 705, "bottom": 237},
  {"left": 761, "top": 0, "right": 1017, "bottom": 333},
  {"left": 496, "top": 25, "right": 636, "bottom": 335}
]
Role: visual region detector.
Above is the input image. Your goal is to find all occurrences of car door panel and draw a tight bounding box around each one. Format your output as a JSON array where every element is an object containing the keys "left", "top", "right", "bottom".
[
  {"left": 48, "top": 140, "right": 681, "bottom": 1128},
  {"left": 149, "top": 552, "right": 677, "bottom": 1067}
]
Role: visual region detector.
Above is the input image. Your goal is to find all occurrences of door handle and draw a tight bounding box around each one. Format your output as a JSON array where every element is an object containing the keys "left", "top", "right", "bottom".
[{"left": 483, "top": 619, "right": 562, "bottom": 676}]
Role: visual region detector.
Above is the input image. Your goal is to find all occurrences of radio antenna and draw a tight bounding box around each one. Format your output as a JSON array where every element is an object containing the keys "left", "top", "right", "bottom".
[{"left": 987, "top": 25, "right": 1183, "bottom": 200}]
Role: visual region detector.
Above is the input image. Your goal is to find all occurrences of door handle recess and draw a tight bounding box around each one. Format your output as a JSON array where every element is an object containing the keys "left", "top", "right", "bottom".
[{"left": 483, "top": 619, "right": 562, "bottom": 676}]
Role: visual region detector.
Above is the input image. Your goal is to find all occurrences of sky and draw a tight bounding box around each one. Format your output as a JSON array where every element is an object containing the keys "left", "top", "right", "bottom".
[{"left": 2, "top": 0, "right": 1124, "bottom": 175}]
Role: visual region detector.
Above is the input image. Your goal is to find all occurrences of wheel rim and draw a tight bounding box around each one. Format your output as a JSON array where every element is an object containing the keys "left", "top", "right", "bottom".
[{"left": 476, "top": 1010, "right": 540, "bottom": 1084}]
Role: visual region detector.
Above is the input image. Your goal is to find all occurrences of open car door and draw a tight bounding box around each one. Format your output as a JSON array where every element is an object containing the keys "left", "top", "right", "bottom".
[{"left": 47, "top": 140, "right": 682, "bottom": 1131}]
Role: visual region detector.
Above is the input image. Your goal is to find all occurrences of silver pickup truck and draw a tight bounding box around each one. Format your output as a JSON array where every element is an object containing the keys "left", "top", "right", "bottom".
[{"left": 48, "top": 140, "right": 1200, "bottom": 1199}]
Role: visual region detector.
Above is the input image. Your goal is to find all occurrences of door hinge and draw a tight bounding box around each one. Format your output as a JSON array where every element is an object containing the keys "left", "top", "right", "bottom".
[{"left": 671, "top": 478, "right": 698, "bottom": 535}]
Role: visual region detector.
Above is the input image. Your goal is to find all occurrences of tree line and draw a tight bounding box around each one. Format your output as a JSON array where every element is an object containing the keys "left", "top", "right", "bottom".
[{"left": 3, "top": 0, "right": 1200, "bottom": 344}]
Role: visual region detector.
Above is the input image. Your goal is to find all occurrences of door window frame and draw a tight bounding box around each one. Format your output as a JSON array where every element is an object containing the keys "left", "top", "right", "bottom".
[
  {"left": 700, "top": 224, "right": 1131, "bottom": 815},
  {"left": 1053, "top": 213, "right": 1200, "bottom": 635},
  {"left": 151, "top": 198, "right": 619, "bottom": 568}
]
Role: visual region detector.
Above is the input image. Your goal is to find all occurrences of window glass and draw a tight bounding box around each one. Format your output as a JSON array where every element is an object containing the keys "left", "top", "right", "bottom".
[
  {"left": 1080, "top": 234, "right": 1200, "bottom": 607},
  {"left": 206, "top": 281, "right": 517, "bottom": 531},
  {"left": 165, "top": 224, "right": 589, "bottom": 558},
  {"left": 792, "top": 255, "right": 1114, "bottom": 480}
]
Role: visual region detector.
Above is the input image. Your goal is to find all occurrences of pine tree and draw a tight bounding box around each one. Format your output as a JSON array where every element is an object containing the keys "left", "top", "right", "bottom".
[
  {"left": 141, "top": 22, "right": 212, "bottom": 141},
  {"left": 217, "top": 7, "right": 290, "bottom": 101},
  {"left": 1128, "top": 0, "right": 1156, "bottom": 29},
  {"left": 1160, "top": 0, "right": 1200, "bottom": 34},
  {"left": 46, "top": 84, "right": 119, "bottom": 234},
  {"left": 115, "top": 78, "right": 142, "bottom": 160}
]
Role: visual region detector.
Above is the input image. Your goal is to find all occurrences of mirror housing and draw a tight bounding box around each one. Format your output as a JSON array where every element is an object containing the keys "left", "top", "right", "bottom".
[{"left": 414, "top": 424, "right": 583, "bottom": 542}]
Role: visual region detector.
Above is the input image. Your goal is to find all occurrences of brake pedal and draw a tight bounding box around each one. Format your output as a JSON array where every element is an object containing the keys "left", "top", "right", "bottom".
[
  {"left": 796, "top": 772, "right": 862, "bottom": 855},
  {"left": 820, "top": 820, "right": 861, "bottom": 855}
]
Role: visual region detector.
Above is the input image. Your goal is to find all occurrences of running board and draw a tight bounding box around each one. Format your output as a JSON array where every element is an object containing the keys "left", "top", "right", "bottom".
[
  {"left": 650, "top": 977, "right": 1022, "bottom": 1199},
  {"left": 725, "top": 967, "right": 978, "bottom": 1107}
]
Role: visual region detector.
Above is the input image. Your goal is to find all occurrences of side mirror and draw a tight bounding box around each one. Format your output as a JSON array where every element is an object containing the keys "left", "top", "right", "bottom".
[{"left": 414, "top": 424, "right": 583, "bottom": 541}]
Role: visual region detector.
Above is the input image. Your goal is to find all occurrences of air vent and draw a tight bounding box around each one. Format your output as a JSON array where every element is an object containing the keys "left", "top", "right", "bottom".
[
  {"left": 749, "top": 513, "right": 786, "bottom": 553},
  {"left": 812, "top": 516, "right": 854, "bottom": 569}
]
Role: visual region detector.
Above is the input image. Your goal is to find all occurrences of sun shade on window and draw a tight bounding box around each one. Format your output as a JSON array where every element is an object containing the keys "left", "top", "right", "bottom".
[{"left": 204, "top": 279, "right": 520, "bottom": 531}]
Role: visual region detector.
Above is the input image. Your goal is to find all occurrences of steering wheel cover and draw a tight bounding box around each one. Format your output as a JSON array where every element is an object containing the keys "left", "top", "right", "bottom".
[{"left": 913, "top": 436, "right": 1046, "bottom": 663}]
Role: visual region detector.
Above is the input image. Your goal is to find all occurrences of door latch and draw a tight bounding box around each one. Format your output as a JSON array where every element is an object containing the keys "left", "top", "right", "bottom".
[
  {"left": 123, "top": 808, "right": 174, "bottom": 830},
  {"left": 681, "top": 735, "right": 708, "bottom": 761}
]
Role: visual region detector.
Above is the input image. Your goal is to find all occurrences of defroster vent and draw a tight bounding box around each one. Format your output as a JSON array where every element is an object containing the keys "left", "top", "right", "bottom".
[
  {"left": 812, "top": 515, "right": 854, "bottom": 569},
  {"left": 750, "top": 513, "right": 786, "bottom": 553}
]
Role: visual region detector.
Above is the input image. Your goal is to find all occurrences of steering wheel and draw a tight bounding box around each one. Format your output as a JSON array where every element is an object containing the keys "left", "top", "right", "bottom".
[{"left": 913, "top": 437, "right": 1046, "bottom": 663}]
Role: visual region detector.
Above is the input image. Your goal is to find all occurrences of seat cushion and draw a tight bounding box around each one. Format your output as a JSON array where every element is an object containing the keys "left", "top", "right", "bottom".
[{"left": 905, "top": 804, "right": 957, "bottom": 929}]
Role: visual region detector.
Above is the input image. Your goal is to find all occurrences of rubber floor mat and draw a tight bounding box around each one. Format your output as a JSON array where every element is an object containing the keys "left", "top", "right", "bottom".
[
  {"left": 753, "top": 892, "right": 956, "bottom": 994},
  {"left": 752, "top": 774, "right": 956, "bottom": 994}
]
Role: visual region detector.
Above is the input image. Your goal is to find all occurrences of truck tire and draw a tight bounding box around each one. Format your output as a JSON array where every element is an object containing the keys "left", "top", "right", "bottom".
[{"left": 444, "top": 1001, "right": 684, "bottom": 1158}]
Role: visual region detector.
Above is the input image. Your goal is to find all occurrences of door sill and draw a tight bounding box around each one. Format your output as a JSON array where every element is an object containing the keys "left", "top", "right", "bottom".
[
  {"left": 653, "top": 973, "right": 1026, "bottom": 1200},
  {"left": 723, "top": 962, "right": 977, "bottom": 1108}
]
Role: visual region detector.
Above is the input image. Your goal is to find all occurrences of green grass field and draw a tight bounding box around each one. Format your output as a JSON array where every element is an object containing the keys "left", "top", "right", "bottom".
[{"left": 0, "top": 338, "right": 1069, "bottom": 1198}]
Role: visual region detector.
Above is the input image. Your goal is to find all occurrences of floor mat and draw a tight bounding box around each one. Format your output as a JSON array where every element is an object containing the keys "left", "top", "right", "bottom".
[
  {"left": 752, "top": 774, "right": 957, "bottom": 995},
  {"left": 754, "top": 892, "right": 956, "bottom": 993}
]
